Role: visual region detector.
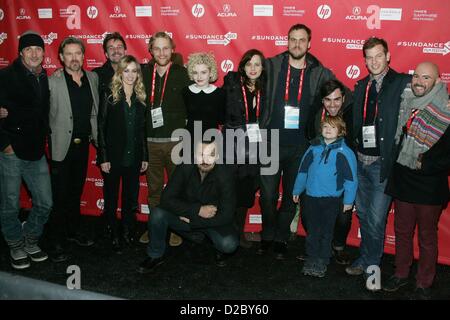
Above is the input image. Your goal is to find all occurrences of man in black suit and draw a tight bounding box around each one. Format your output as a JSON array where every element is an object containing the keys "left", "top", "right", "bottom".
[{"left": 137, "top": 140, "right": 238, "bottom": 273}]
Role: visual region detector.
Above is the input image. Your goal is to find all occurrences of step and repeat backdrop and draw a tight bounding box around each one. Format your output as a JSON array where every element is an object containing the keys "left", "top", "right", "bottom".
[{"left": 1, "top": 0, "right": 449, "bottom": 264}]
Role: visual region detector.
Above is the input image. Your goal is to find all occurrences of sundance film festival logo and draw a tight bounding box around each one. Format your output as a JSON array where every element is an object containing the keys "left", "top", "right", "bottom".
[
  {"left": 322, "top": 37, "right": 365, "bottom": 50},
  {"left": 17, "top": 8, "right": 31, "bottom": 20},
  {"left": 42, "top": 32, "right": 58, "bottom": 45},
  {"left": 72, "top": 31, "right": 108, "bottom": 45},
  {"left": 251, "top": 34, "right": 288, "bottom": 47},
  {"left": 110, "top": 5, "right": 126, "bottom": 18},
  {"left": 218, "top": 4, "right": 237, "bottom": 17},
  {"left": 192, "top": 4, "right": 205, "bottom": 18},
  {"left": 60, "top": 5, "right": 81, "bottom": 30},
  {"left": 0, "top": 32, "right": 7, "bottom": 45},
  {"left": 397, "top": 40, "right": 450, "bottom": 56},
  {"left": 126, "top": 33, "right": 154, "bottom": 44},
  {"left": 186, "top": 32, "right": 237, "bottom": 46},
  {"left": 346, "top": 65, "right": 361, "bottom": 79},
  {"left": 221, "top": 60, "right": 234, "bottom": 73},
  {"left": 87, "top": 6, "right": 98, "bottom": 19},
  {"left": 317, "top": 4, "right": 331, "bottom": 20},
  {"left": 43, "top": 57, "right": 57, "bottom": 69}
]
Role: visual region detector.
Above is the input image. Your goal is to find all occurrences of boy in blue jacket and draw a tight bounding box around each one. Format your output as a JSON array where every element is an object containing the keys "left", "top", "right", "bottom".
[{"left": 293, "top": 116, "right": 357, "bottom": 277}]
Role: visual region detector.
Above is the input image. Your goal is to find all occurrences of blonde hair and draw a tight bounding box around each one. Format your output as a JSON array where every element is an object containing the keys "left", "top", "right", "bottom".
[
  {"left": 186, "top": 52, "right": 218, "bottom": 82},
  {"left": 148, "top": 31, "right": 175, "bottom": 52},
  {"left": 321, "top": 115, "right": 347, "bottom": 137},
  {"left": 110, "top": 55, "right": 146, "bottom": 105}
]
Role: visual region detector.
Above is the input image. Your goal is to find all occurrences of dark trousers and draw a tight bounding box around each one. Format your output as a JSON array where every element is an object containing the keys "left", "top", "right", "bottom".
[
  {"left": 102, "top": 164, "right": 140, "bottom": 237},
  {"left": 332, "top": 206, "right": 353, "bottom": 249},
  {"left": 259, "top": 144, "right": 304, "bottom": 242},
  {"left": 302, "top": 200, "right": 352, "bottom": 250},
  {"left": 303, "top": 195, "right": 341, "bottom": 264},
  {"left": 49, "top": 141, "right": 89, "bottom": 243},
  {"left": 394, "top": 200, "right": 442, "bottom": 288},
  {"left": 147, "top": 207, "right": 239, "bottom": 258}
]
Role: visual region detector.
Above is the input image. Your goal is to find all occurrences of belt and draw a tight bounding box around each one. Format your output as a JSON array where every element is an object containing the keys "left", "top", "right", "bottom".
[{"left": 72, "top": 137, "right": 88, "bottom": 144}]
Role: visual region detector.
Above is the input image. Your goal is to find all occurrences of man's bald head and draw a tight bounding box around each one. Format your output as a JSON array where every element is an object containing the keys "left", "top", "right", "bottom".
[{"left": 412, "top": 62, "right": 441, "bottom": 97}]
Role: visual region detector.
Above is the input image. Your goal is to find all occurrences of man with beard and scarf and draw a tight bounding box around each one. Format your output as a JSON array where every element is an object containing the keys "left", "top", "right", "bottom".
[
  {"left": 382, "top": 62, "right": 450, "bottom": 300},
  {"left": 47, "top": 37, "right": 99, "bottom": 262},
  {"left": 257, "top": 24, "right": 338, "bottom": 260}
]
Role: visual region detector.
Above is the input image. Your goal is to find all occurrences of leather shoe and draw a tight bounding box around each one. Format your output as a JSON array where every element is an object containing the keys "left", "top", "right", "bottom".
[
  {"left": 137, "top": 257, "right": 165, "bottom": 274},
  {"left": 382, "top": 275, "right": 409, "bottom": 292},
  {"left": 332, "top": 247, "right": 351, "bottom": 265},
  {"left": 215, "top": 252, "right": 227, "bottom": 267},
  {"left": 67, "top": 233, "right": 94, "bottom": 247},
  {"left": 413, "top": 286, "right": 432, "bottom": 300},
  {"left": 345, "top": 265, "right": 364, "bottom": 276},
  {"left": 256, "top": 240, "right": 272, "bottom": 255},
  {"left": 112, "top": 238, "right": 123, "bottom": 254},
  {"left": 50, "top": 245, "right": 70, "bottom": 263},
  {"left": 274, "top": 241, "right": 287, "bottom": 260},
  {"left": 296, "top": 254, "right": 307, "bottom": 261}
]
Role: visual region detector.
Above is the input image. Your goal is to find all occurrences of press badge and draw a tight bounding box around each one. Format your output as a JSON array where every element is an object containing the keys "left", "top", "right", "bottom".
[
  {"left": 362, "top": 125, "right": 376, "bottom": 148},
  {"left": 151, "top": 107, "right": 164, "bottom": 128},
  {"left": 284, "top": 106, "right": 299, "bottom": 129},
  {"left": 246, "top": 123, "right": 262, "bottom": 143}
]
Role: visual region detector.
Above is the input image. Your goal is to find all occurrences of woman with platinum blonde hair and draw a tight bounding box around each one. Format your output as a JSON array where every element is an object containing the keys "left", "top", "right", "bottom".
[
  {"left": 182, "top": 52, "right": 225, "bottom": 138},
  {"left": 97, "top": 55, "right": 148, "bottom": 253}
]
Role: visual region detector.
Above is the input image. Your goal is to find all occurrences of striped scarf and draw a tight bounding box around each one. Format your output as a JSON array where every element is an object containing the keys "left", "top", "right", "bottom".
[{"left": 396, "top": 82, "right": 450, "bottom": 169}]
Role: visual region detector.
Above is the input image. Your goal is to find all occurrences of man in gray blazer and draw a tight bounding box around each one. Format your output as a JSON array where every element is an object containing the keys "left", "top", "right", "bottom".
[{"left": 47, "top": 37, "right": 99, "bottom": 262}]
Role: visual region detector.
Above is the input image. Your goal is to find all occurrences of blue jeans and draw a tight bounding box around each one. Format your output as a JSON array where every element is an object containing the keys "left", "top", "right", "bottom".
[
  {"left": 353, "top": 158, "right": 391, "bottom": 269},
  {"left": 0, "top": 153, "right": 52, "bottom": 245},
  {"left": 146, "top": 207, "right": 238, "bottom": 258}
]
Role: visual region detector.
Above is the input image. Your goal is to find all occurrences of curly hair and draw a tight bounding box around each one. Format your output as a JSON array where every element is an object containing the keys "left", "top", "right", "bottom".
[
  {"left": 110, "top": 55, "right": 146, "bottom": 105},
  {"left": 186, "top": 52, "right": 218, "bottom": 82}
]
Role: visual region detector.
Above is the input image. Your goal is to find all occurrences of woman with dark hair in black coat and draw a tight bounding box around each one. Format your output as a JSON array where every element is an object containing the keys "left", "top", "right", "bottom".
[{"left": 222, "top": 49, "right": 266, "bottom": 248}]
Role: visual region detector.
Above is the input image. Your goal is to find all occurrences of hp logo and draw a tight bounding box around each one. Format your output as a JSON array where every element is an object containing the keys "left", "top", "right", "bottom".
[
  {"left": 221, "top": 60, "right": 234, "bottom": 73},
  {"left": 192, "top": 4, "right": 205, "bottom": 18},
  {"left": 346, "top": 65, "right": 361, "bottom": 79},
  {"left": 317, "top": 5, "right": 331, "bottom": 19},
  {"left": 87, "top": 6, "right": 98, "bottom": 19}
]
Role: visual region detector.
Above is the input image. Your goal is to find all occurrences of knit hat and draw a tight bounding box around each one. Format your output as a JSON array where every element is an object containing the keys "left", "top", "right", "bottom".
[{"left": 18, "top": 32, "right": 45, "bottom": 53}]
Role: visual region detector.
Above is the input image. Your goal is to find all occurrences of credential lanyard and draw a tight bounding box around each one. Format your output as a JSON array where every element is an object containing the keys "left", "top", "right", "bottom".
[
  {"left": 241, "top": 83, "right": 260, "bottom": 123},
  {"left": 284, "top": 63, "right": 306, "bottom": 106},
  {"left": 150, "top": 62, "right": 172, "bottom": 108}
]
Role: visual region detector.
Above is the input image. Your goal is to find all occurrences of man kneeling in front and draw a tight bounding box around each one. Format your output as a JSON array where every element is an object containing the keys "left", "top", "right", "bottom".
[{"left": 137, "top": 139, "right": 238, "bottom": 273}]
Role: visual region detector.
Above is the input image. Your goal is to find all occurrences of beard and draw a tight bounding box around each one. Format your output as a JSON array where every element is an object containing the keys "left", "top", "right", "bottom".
[{"left": 288, "top": 48, "right": 306, "bottom": 60}]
